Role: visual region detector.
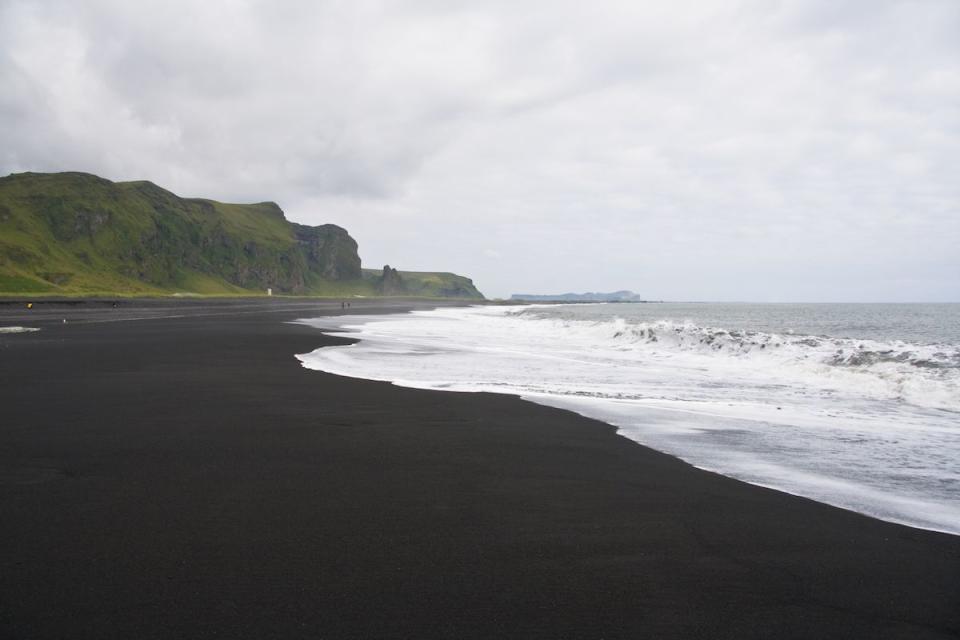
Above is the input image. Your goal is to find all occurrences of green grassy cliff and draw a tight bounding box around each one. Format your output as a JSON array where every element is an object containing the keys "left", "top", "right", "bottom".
[
  {"left": 0, "top": 172, "right": 482, "bottom": 299},
  {"left": 361, "top": 267, "right": 483, "bottom": 299}
]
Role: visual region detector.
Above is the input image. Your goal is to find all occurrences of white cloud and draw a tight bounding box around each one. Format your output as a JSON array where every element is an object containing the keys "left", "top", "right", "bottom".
[{"left": 1, "top": 0, "right": 957, "bottom": 300}]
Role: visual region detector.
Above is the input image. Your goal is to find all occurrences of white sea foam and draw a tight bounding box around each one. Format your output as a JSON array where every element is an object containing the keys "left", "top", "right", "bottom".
[
  {"left": 0, "top": 326, "right": 40, "bottom": 334},
  {"left": 296, "top": 305, "right": 960, "bottom": 535}
]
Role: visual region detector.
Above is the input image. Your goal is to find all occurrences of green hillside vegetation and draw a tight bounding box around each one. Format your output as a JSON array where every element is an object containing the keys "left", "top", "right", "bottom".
[
  {"left": 0, "top": 172, "right": 482, "bottom": 299},
  {"left": 361, "top": 268, "right": 483, "bottom": 299}
]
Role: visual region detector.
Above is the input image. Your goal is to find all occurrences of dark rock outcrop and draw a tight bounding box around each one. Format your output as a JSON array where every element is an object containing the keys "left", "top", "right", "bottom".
[
  {"left": 377, "top": 265, "right": 406, "bottom": 295},
  {"left": 292, "top": 223, "right": 361, "bottom": 281}
]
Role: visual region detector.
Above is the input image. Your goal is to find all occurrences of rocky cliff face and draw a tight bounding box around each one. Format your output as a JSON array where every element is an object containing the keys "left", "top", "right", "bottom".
[
  {"left": 0, "top": 171, "right": 485, "bottom": 298},
  {"left": 0, "top": 172, "right": 363, "bottom": 295},
  {"left": 292, "top": 223, "right": 361, "bottom": 281}
]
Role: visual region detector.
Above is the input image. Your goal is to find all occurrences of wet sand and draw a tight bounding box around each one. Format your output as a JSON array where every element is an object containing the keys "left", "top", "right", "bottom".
[{"left": 1, "top": 299, "right": 958, "bottom": 638}]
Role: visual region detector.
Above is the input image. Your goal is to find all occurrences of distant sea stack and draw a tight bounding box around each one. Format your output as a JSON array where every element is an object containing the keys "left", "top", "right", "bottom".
[
  {"left": 0, "top": 172, "right": 482, "bottom": 299},
  {"left": 376, "top": 265, "right": 406, "bottom": 295},
  {"left": 510, "top": 290, "right": 649, "bottom": 302}
]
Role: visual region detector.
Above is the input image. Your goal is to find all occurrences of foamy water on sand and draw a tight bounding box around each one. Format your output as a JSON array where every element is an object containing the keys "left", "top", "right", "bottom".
[
  {"left": 297, "top": 303, "right": 960, "bottom": 535},
  {"left": 0, "top": 326, "right": 40, "bottom": 334}
]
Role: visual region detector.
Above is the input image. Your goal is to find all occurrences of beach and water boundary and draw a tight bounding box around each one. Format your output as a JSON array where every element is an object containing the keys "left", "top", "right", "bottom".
[
  {"left": 296, "top": 303, "right": 960, "bottom": 536},
  {"left": 1, "top": 298, "right": 958, "bottom": 638}
]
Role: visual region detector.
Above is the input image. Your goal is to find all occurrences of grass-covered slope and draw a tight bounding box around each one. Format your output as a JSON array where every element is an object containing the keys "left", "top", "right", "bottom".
[
  {"left": 361, "top": 268, "right": 483, "bottom": 299},
  {"left": 0, "top": 171, "right": 362, "bottom": 296}
]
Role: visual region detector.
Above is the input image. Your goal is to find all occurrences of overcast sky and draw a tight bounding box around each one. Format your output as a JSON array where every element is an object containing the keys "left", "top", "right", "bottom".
[{"left": 1, "top": 0, "right": 958, "bottom": 300}]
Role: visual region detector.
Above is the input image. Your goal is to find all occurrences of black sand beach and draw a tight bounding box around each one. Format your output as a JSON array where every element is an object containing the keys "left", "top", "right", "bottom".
[{"left": 1, "top": 299, "right": 958, "bottom": 639}]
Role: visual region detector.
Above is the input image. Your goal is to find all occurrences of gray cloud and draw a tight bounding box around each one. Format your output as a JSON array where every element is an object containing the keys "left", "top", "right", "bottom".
[{"left": 1, "top": 0, "right": 957, "bottom": 300}]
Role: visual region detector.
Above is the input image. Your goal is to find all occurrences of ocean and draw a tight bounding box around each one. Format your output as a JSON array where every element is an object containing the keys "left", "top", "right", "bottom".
[{"left": 296, "top": 302, "right": 960, "bottom": 535}]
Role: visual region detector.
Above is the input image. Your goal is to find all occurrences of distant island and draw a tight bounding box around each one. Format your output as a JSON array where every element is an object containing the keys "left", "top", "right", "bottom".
[
  {"left": 0, "top": 172, "right": 482, "bottom": 299},
  {"left": 510, "top": 290, "right": 651, "bottom": 302}
]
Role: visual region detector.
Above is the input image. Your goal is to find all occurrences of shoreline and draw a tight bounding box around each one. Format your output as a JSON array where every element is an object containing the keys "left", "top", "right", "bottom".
[
  {"left": 296, "top": 305, "right": 960, "bottom": 539},
  {"left": 527, "top": 393, "right": 960, "bottom": 539},
  {"left": 1, "top": 299, "right": 958, "bottom": 638}
]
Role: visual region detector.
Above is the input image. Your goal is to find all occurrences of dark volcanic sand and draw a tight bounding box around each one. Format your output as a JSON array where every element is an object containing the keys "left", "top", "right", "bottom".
[{"left": 1, "top": 299, "right": 958, "bottom": 639}]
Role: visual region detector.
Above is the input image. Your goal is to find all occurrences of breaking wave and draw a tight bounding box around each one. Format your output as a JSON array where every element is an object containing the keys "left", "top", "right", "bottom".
[
  {"left": 506, "top": 311, "right": 960, "bottom": 412},
  {"left": 296, "top": 304, "right": 960, "bottom": 535}
]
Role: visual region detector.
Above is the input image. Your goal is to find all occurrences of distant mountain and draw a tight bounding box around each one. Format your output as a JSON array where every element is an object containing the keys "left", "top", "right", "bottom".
[
  {"left": 0, "top": 172, "right": 482, "bottom": 298},
  {"left": 510, "top": 290, "right": 648, "bottom": 302}
]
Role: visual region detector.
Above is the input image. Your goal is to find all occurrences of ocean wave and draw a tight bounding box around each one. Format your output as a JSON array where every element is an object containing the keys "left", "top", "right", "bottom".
[
  {"left": 296, "top": 305, "right": 960, "bottom": 535},
  {"left": 506, "top": 311, "right": 960, "bottom": 412}
]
